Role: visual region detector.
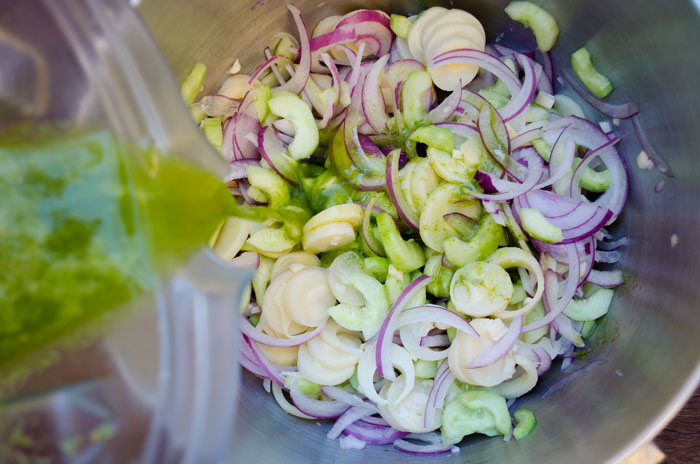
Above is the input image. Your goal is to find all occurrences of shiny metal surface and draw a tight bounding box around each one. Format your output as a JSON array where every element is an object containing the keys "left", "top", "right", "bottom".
[{"left": 140, "top": 1, "right": 700, "bottom": 463}]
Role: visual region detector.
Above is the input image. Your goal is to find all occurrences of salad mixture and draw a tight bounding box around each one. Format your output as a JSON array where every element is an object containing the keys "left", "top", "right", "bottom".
[{"left": 183, "top": 1, "right": 650, "bottom": 454}]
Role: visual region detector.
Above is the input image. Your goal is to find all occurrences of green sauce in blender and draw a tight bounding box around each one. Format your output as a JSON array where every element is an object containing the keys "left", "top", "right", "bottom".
[{"left": 0, "top": 128, "right": 236, "bottom": 368}]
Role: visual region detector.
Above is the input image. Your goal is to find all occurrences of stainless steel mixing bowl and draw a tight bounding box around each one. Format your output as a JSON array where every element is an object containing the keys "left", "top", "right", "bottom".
[{"left": 140, "top": 1, "right": 700, "bottom": 462}]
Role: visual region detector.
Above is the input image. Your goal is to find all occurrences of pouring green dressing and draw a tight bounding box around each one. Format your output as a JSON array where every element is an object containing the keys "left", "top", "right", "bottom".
[{"left": 0, "top": 127, "right": 257, "bottom": 369}]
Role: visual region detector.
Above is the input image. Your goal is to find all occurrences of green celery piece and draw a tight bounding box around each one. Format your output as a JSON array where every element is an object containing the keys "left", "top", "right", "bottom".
[
  {"left": 181, "top": 62, "right": 206, "bottom": 105},
  {"left": 376, "top": 212, "right": 425, "bottom": 272},
  {"left": 390, "top": 14, "right": 412, "bottom": 39},
  {"left": 284, "top": 376, "right": 321, "bottom": 397},
  {"left": 571, "top": 47, "right": 614, "bottom": 98},
  {"left": 409, "top": 125, "right": 455, "bottom": 153},
  {"left": 364, "top": 256, "right": 389, "bottom": 282},
  {"left": 513, "top": 409, "right": 537, "bottom": 440},
  {"left": 203, "top": 117, "right": 223, "bottom": 151},
  {"left": 443, "top": 214, "right": 503, "bottom": 267}
]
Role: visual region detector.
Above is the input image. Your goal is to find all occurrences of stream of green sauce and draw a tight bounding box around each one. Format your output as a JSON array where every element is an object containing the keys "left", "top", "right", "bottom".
[{"left": 0, "top": 128, "right": 234, "bottom": 369}]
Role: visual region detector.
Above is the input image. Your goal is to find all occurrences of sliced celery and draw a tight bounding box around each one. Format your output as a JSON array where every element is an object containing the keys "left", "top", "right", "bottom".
[
  {"left": 513, "top": 409, "right": 537, "bottom": 440},
  {"left": 203, "top": 117, "right": 223, "bottom": 151},
  {"left": 376, "top": 213, "right": 425, "bottom": 272},
  {"left": 443, "top": 214, "right": 503, "bottom": 267},
  {"left": 519, "top": 208, "right": 563, "bottom": 243},
  {"left": 504, "top": 1, "right": 559, "bottom": 52},
  {"left": 364, "top": 256, "right": 389, "bottom": 282},
  {"left": 390, "top": 14, "right": 413, "bottom": 40},
  {"left": 409, "top": 125, "right": 455, "bottom": 153},
  {"left": 181, "top": 62, "right": 206, "bottom": 105},
  {"left": 571, "top": 47, "right": 614, "bottom": 98}
]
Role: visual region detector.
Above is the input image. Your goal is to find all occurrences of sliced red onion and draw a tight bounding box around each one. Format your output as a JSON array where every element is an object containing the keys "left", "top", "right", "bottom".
[
  {"left": 429, "top": 83, "right": 462, "bottom": 123},
  {"left": 477, "top": 104, "right": 521, "bottom": 181},
  {"left": 569, "top": 136, "right": 621, "bottom": 196},
  {"left": 511, "top": 127, "right": 543, "bottom": 150},
  {"left": 483, "top": 200, "right": 507, "bottom": 226},
  {"left": 273, "top": 6, "right": 310, "bottom": 95},
  {"left": 226, "top": 159, "right": 259, "bottom": 181},
  {"left": 376, "top": 275, "right": 431, "bottom": 380},
  {"left": 400, "top": 323, "right": 449, "bottom": 361},
  {"left": 343, "top": 42, "right": 367, "bottom": 98},
  {"left": 523, "top": 245, "right": 579, "bottom": 332},
  {"left": 337, "top": 9, "right": 390, "bottom": 28},
  {"left": 362, "top": 55, "right": 391, "bottom": 131},
  {"left": 465, "top": 316, "right": 523, "bottom": 369},
  {"left": 420, "top": 334, "right": 451, "bottom": 348},
  {"left": 321, "top": 52, "right": 341, "bottom": 96},
  {"left": 239, "top": 341, "right": 267, "bottom": 377},
  {"left": 595, "top": 249, "right": 622, "bottom": 264},
  {"left": 587, "top": 269, "right": 624, "bottom": 287},
  {"left": 276, "top": 131, "right": 294, "bottom": 145},
  {"left": 397, "top": 305, "right": 478, "bottom": 338},
  {"left": 249, "top": 54, "right": 286, "bottom": 84},
  {"left": 598, "top": 237, "right": 628, "bottom": 251},
  {"left": 232, "top": 111, "right": 262, "bottom": 160},
  {"left": 527, "top": 346, "right": 553, "bottom": 375},
  {"left": 321, "top": 386, "right": 377, "bottom": 413},
  {"left": 359, "top": 415, "right": 390, "bottom": 427},
  {"left": 335, "top": 10, "right": 392, "bottom": 59},
  {"left": 289, "top": 381, "right": 349, "bottom": 419},
  {"left": 470, "top": 148, "right": 544, "bottom": 201},
  {"left": 394, "top": 81, "right": 403, "bottom": 112},
  {"left": 393, "top": 437, "right": 458, "bottom": 455},
  {"left": 554, "top": 313, "right": 584, "bottom": 347},
  {"left": 536, "top": 58, "right": 554, "bottom": 94},
  {"left": 561, "top": 66, "right": 639, "bottom": 120},
  {"left": 345, "top": 121, "right": 385, "bottom": 174},
  {"left": 230, "top": 251, "right": 260, "bottom": 269},
  {"left": 498, "top": 54, "right": 537, "bottom": 122},
  {"left": 339, "top": 434, "right": 367, "bottom": 450},
  {"left": 577, "top": 238, "right": 595, "bottom": 285},
  {"left": 518, "top": 266, "right": 535, "bottom": 297},
  {"left": 310, "top": 28, "right": 356, "bottom": 52},
  {"left": 433, "top": 49, "right": 521, "bottom": 96},
  {"left": 544, "top": 116, "right": 628, "bottom": 224},
  {"left": 424, "top": 360, "right": 455, "bottom": 428},
  {"left": 264, "top": 47, "right": 288, "bottom": 85},
  {"left": 242, "top": 334, "right": 286, "bottom": 388},
  {"left": 327, "top": 406, "right": 373, "bottom": 440},
  {"left": 513, "top": 189, "right": 612, "bottom": 244},
  {"left": 358, "top": 134, "right": 385, "bottom": 158},
  {"left": 386, "top": 148, "right": 419, "bottom": 231},
  {"left": 240, "top": 317, "right": 323, "bottom": 348},
  {"left": 631, "top": 114, "right": 674, "bottom": 177},
  {"left": 344, "top": 422, "right": 409, "bottom": 445},
  {"left": 258, "top": 126, "right": 298, "bottom": 185},
  {"left": 389, "top": 38, "right": 401, "bottom": 63},
  {"left": 536, "top": 131, "right": 576, "bottom": 190},
  {"left": 356, "top": 174, "right": 388, "bottom": 191},
  {"left": 362, "top": 196, "right": 385, "bottom": 256},
  {"left": 318, "top": 53, "right": 341, "bottom": 126},
  {"left": 221, "top": 115, "right": 236, "bottom": 162},
  {"left": 434, "top": 122, "right": 478, "bottom": 140}
]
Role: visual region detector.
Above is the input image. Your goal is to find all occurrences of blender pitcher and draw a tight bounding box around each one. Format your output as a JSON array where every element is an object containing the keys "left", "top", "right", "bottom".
[{"left": 0, "top": 0, "right": 249, "bottom": 462}]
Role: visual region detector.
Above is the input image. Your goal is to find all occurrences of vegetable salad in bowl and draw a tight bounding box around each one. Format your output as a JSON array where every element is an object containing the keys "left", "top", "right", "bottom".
[{"left": 181, "top": 1, "right": 659, "bottom": 455}]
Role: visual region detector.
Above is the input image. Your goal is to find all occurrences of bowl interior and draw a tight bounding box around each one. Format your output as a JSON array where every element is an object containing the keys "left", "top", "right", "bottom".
[{"left": 139, "top": 1, "right": 700, "bottom": 462}]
